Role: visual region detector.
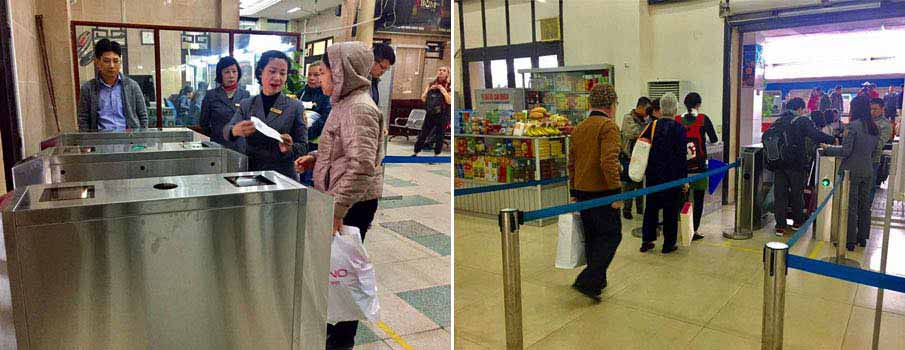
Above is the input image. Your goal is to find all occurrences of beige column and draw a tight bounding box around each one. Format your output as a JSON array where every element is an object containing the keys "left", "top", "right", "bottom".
[
  {"left": 355, "top": 0, "right": 375, "bottom": 45},
  {"left": 338, "top": 0, "right": 358, "bottom": 41}
]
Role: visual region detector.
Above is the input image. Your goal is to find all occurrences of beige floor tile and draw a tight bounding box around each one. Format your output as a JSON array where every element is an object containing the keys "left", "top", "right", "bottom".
[
  {"left": 369, "top": 294, "right": 439, "bottom": 337},
  {"left": 453, "top": 334, "right": 493, "bottom": 350},
  {"left": 404, "top": 329, "right": 451, "bottom": 350},
  {"left": 526, "top": 302, "right": 702, "bottom": 350},
  {"left": 785, "top": 268, "right": 859, "bottom": 305},
  {"left": 454, "top": 265, "right": 502, "bottom": 312},
  {"left": 707, "top": 285, "right": 852, "bottom": 349},
  {"left": 374, "top": 260, "right": 440, "bottom": 294},
  {"left": 853, "top": 285, "right": 905, "bottom": 316},
  {"left": 455, "top": 279, "right": 595, "bottom": 349},
  {"left": 684, "top": 328, "right": 760, "bottom": 350},
  {"left": 364, "top": 238, "right": 434, "bottom": 264},
  {"left": 842, "top": 306, "right": 905, "bottom": 350},
  {"left": 353, "top": 340, "right": 393, "bottom": 350},
  {"left": 361, "top": 226, "right": 402, "bottom": 243},
  {"left": 609, "top": 264, "right": 743, "bottom": 325},
  {"left": 406, "top": 255, "right": 451, "bottom": 286}
]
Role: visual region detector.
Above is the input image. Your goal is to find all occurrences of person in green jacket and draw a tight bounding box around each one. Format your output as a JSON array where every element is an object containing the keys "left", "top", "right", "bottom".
[
  {"left": 868, "top": 97, "right": 893, "bottom": 211},
  {"left": 620, "top": 96, "right": 651, "bottom": 219}
]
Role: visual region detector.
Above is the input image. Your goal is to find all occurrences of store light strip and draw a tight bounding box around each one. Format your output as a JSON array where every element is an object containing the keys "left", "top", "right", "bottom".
[{"left": 288, "top": 7, "right": 301, "bottom": 14}]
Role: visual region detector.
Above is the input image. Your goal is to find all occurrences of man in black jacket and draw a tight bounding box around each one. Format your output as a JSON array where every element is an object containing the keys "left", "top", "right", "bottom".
[
  {"left": 640, "top": 94, "right": 687, "bottom": 253},
  {"left": 772, "top": 97, "right": 835, "bottom": 236}
]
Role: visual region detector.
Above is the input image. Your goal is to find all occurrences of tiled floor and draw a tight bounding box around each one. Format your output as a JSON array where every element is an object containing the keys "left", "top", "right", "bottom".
[
  {"left": 454, "top": 190, "right": 905, "bottom": 349},
  {"left": 353, "top": 138, "right": 451, "bottom": 349}
]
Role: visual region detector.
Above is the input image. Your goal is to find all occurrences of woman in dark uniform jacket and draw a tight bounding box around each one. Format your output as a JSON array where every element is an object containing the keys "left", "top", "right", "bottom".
[
  {"left": 200, "top": 56, "right": 250, "bottom": 150},
  {"left": 224, "top": 50, "right": 307, "bottom": 181}
]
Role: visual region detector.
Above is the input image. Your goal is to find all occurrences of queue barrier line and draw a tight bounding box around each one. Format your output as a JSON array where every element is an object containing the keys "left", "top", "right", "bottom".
[
  {"left": 453, "top": 177, "right": 569, "bottom": 196},
  {"left": 521, "top": 161, "right": 741, "bottom": 222},
  {"left": 786, "top": 254, "right": 905, "bottom": 294},
  {"left": 382, "top": 155, "right": 451, "bottom": 164},
  {"left": 785, "top": 174, "right": 845, "bottom": 248}
]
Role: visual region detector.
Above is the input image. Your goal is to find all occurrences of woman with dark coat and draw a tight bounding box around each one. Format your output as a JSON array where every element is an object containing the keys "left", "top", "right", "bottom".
[{"left": 200, "top": 56, "right": 250, "bottom": 150}]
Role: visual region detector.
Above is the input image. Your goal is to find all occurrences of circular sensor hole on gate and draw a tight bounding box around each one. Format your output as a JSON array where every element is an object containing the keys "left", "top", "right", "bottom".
[{"left": 153, "top": 183, "right": 178, "bottom": 190}]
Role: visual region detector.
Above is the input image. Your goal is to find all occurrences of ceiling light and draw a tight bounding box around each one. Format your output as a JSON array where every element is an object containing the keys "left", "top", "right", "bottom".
[
  {"left": 239, "top": 0, "right": 281, "bottom": 16},
  {"left": 288, "top": 7, "right": 301, "bottom": 14}
]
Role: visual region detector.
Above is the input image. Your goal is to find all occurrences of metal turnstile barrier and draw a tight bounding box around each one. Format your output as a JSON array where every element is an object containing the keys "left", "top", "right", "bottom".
[
  {"left": 814, "top": 148, "right": 841, "bottom": 242},
  {"left": 725, "top": 144, "right": 765, "bottom": 239},
  {"left": 1, "top": 171, "right": 333, "bottom": 349},
  {"left": 39, "top": 128, "right": 207, "bottom": 150},
  {"left": 12, "top": 141, "right": 247, "bottom": 189}
]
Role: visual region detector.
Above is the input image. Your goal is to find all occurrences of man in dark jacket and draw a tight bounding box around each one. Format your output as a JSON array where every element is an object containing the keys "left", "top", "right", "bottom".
[
  {"left": 640, "top": 94, "right": 687, "bottom": 254},
  {"left": 772, "top": 97, "right": 835, "bottom": 236},
  {"left": 296, "top": 61, "right": 332, "bottom": 150}
]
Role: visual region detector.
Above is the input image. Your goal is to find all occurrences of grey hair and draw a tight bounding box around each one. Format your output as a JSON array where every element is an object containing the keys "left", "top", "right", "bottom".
[{"left": 660, "top": 92, "right": 679, "bottom": 117}]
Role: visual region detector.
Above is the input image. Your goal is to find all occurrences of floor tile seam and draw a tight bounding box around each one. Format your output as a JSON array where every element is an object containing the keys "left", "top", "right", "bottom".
[
  {"left": 603, "top": 297, "right": 709, "bottom": 327},
  {"left": 518, "top": 300, "right": 605, "bottom": 349},
  {"left": 839, "top": 302, "right": 857, "bottom": 350},
  {"left": 704, "top": 284, "right": 746, "bottom": 327},
  {"left": 683, "top": 325, "right": 709, "bottom": 350},
  {"left": 700, "top": 324, "right": 760, "bottom": 343},
  {"left": 850, "top": 302, "right": 905, "bottom": 317}
]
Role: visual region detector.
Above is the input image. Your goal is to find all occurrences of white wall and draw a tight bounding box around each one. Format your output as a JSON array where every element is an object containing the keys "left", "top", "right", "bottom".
[{"left": 297, "top": 6, "right": 343, "bottom": 43}]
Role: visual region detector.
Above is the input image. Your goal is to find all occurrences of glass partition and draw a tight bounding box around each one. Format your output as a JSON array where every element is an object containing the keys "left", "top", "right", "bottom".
[
  {"left": 159, "top": 30, "right": 229, "bottom": 127},
  {"left": 234, "top": 34, "right": 298, "bottom": 97}
]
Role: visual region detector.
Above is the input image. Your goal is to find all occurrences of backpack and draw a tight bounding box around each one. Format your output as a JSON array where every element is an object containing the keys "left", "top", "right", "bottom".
[
  {"left": 676, "top": 114, "right": 707, "bottom": 172},
  {"left": 426, "top": 88, "right": 446, "bottom": 115},
  {"left": 762, "top": 114, "right": 803, "bottom": 171}
]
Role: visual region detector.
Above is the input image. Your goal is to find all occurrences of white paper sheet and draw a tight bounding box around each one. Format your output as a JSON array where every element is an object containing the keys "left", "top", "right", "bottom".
[
  {"left": 302, "top": 101, "right": 315, "bottom": 109},
  {"left": 251, "top": 116, "right": 285, "bottom": 143}
]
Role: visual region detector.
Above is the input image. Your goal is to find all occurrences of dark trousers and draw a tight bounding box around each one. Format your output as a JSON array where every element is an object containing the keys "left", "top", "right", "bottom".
[
  {"left": 690, "top": 188, "right": 705, "bottom": 232},
  {"left": 846, "top": 176, "right": 873, "bottom": 245},
  {"left": 642, "top": 189, "right": 682, "bottom": 248},
  {"left": 414, "top": 113, "right": 448, "bottom": 155},
  {"left": 622, "top": 181, "right": 644, "bottom": 214},
  {"left": 774, "top": 168, "right": 806, "bottom": 229},
  {"left": 326, "top": 198, "right": 379, "bottom": 349},
  {"left": 573, "top": 190, "right": 622, "bottom": 293}
]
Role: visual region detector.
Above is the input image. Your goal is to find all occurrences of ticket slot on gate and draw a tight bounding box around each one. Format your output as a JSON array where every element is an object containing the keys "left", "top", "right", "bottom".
[{"left": 38, "top": 185, "right": 95, "bottom": 201}]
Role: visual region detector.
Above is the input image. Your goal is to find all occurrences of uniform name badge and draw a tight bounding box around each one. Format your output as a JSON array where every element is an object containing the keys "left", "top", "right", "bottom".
[{"left": 270, "top": 107, "right": 283, "bottom": 115}]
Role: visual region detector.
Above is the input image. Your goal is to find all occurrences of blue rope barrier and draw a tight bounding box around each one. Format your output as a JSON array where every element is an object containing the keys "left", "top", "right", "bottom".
[
  {"left": 522, "top": 160, "right": 741, "bottom": 222},
  {"left": 787, "top": 255, "right": 905, "bottom": 293},
  {"left": 785, "top": 174, "right": 845, "bottom": 248},
  {"left": 453, "top": 177, "right": 569, "bottom": 196},
  {"left": 382, "top": 155, "right": 451, "bottom": 164}
]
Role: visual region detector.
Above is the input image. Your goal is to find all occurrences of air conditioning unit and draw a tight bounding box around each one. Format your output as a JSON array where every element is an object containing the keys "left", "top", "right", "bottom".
[{"left": 647, "top": 80, "right": 694, "bottom": 101}]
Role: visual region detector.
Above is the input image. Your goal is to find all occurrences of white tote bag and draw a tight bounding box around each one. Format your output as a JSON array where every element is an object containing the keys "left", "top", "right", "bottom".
[
  {"left": 678, "top": 201, "right": 694, "bottom": 246},
  {"left": 327, "top": 226, "right": 380, "bottom": 324},
  {"left": 556, "top": 213, "right": 586, "bottom": 269},
  {"left": 629, "top": 120, "right": 657, "bottom": 182}
]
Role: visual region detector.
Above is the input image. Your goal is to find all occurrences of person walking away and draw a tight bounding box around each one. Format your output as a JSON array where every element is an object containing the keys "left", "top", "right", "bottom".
[
  {"left": 807, "top": 88, "right": 821, "bottom": 113},
  {"left": 639, "top": 93, "right": 687, "bottom": 254},
  {"left": 414, "top": 66, "right": 451, "bottom": 157},
  {"left": 884, "top": 86, "right": 901, "bottom": 120},
  {"left": 224, "top": 50, "right": 307, "bottom": 181},
  {"left": 868, "top": 98, "right": 893, "bottom": 212},
  {"left": 293, "top": 42, "right": 385, "bottom": 350},
  {"left": 200, "top": 56, "right": 250, "bottom": 151},
  {"left": 676, "top": 92, "right": 719, "bottom": 240},
  {"left": 824, "top": 95, "right": 879, "bottom": 251},
  {"left": 77, "top": 38, "right": 149, "bottom": 131},
  {"left": 620, "top": 97, "right": 651, "bottom": 219},
  {"left": 567, "top": 83, "right": 622, "bottom": 302},
  {"left": 818, "top": 87, "right": 831, "bottom": 112}
]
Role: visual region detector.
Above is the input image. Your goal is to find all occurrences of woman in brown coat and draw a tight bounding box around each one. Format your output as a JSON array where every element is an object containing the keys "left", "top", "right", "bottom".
[{"left": 294, "top": 41, "right": 385, "bottom": 350}]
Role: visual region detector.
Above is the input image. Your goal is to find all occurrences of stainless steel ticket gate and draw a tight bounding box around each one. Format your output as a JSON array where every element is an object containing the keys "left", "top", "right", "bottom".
[
  {"left": 1, "top": 171, "right": 333, "bottom": 350},
  {"left": 728, "top": 144, "right": 768, "bottom": 237},
  {"left": 12, "top": 141, "right": 246, "bottom": 189},
  {"left": 814, "top": 148, "right": 842, "bottom": 241},
  {"left": 39, "top": 128, "right": 206, "bottom": 150}
]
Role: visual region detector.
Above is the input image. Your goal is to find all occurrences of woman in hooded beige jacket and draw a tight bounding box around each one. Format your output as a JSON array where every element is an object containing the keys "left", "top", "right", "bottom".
[{"left": 294, "top": 42, "right": 386, "bottom": 350}]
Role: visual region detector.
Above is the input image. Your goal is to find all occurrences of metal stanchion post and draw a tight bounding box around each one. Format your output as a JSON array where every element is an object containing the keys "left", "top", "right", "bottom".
[
  {"left": 823, "top": 170, "right": 860, "bottom": 267},
  {"left": 872, "top": 149, "right": 897, "bottom": 350},
  {"left": 725, "top": 155, "right": 753, "bottom": 240},
  {"left": 499, "top": 208, "right": 524, "bottom": 350},
  {"left": 762, "top": 242, "right": 789, "bottom": 350}
]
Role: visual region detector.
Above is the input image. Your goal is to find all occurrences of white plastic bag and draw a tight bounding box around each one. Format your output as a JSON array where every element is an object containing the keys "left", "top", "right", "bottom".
[
  {"left": 629, "top": 121, "right": 656, "bottom": 182},
  {"left": 327, "top": 226, "right": 380, "bottom": 324},
  {"left": 678, "top": 201, "right": 694, "bottom": 246},
  {"left": 556, "top": 213, "right": 586, "bottom": 269}
]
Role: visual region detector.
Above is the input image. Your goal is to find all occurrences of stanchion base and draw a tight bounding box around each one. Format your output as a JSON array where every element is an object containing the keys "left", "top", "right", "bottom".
[
  {"left": 821, "top": 256, "right": 861, "bottom": 268},
  {"left": 722, "top": 230, "right": 753, "bottom": 240},
  {"left": 631, "top": 227, "right": 659, "bottom": 238}
]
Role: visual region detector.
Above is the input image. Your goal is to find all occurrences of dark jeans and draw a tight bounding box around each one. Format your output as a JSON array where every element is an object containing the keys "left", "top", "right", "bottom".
[
  {"left": 622, "top": 181, "right": 644, "bottom": 214},
  {"left": 642, "top": 188, "right": 682, "bottom": 248},
  {"left": 573, "top": 190, "right": 622, "bottom": 293},
  {"left": 326, "top": 198, "right": 380, "bottom": 349},
  {"left": 774, "top": 168, "right": 806, "bottom": 229},
  {"left": 846, "top": 175, "right": 873, "bottom": 245},
  {"left": 414, "top": 113, "right": 448, "bottom": 155},
  {"left": 690, "top": 188, "right": 705, "bottom": 232}
]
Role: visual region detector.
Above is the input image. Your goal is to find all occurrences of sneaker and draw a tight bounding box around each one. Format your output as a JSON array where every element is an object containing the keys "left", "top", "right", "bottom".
[
  {"left": 775, "top": 228, "right": 785, "bottom": 237},
  {"left": 661, "top": 245, "right": 678, "bottom": 254},
  {"left": 692, "top": 234, "right": 705, "bottom": 241},
  {"left": 858, "top": 239, "right": 867, "bottom": 247},
  {"left": 640, "top": 242, "right": 655, "bottom": 252}
]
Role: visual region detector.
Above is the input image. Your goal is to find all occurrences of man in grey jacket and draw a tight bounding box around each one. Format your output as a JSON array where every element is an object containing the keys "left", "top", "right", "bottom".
[{"left": 77, "top": 39, "right": 148, "bottom": 131}]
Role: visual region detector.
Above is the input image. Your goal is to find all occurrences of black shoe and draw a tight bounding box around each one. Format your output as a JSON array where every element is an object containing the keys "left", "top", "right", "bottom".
[
  {"left": 572, "top": 283, "right": 602, "bottom": 302},
  {"left": 623, "top": 212, "right": 633, "bottom": 220},
  {"left": 692, "top": 234, "right": 705, "bottom": 241},
  {"left": 661, "top": 245, "right": 678, "bottom": 254},
  {"left": 859, "top": 239, "right": 867, "bottom": 247},
  {"left": 846, "top": 243, "right": 856, "bottom": 251},
  {"left": 640, "top": 242, "right": 655, "bottom": 252},
  {"left": 637, "top": 208, "right": 644, "bottom": 215},
  {"left": 411, "top": 153, "right": 418, "bottom": 157}
]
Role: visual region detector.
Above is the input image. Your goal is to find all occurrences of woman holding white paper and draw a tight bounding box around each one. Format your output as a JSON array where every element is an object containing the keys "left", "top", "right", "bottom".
[{"left": 224, "top": 50, "right": 307, "bottom": 181}]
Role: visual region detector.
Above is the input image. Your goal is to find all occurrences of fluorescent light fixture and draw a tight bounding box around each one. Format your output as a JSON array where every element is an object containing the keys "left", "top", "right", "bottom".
[
  {"left": 763, "top": 28, "right": 905, "bottom": 80},
  {"left": 288, "top": 7, "right": 301, "bottom": 14},
  {"left": 239, "top": 0, "right": 281, "bottom": 16}
]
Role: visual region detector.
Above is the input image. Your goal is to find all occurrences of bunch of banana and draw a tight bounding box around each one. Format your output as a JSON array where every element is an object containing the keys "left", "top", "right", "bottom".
[
  {"left": 528, "top": 107, "right": 548, "bottom": 120},
  {"left": 524, "top": 125, "right": 562, "bottom": 137}
]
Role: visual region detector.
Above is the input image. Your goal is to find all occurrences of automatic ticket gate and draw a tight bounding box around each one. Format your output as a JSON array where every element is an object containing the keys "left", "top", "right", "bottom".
[
  {"left": 39, "top": 128, "right": 206, "bottom": 150},
  {"left": 1, "top": 171, "right": 334, "bottom": 349},
  {"left": 12, "top": 141, "right": 247, "bottom": 189},
  {"left": 814, "top": 149, "right": 841, "bottom": 242},
  {"left": 729, "top": 145, "right": 768, "bottom": 237}
]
